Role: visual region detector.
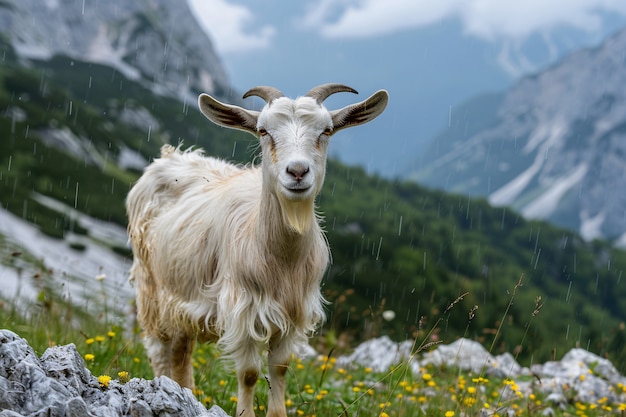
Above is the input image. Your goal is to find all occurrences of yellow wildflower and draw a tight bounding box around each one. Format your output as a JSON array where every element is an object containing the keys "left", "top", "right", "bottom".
[
  {"left": 117, "top": 371, "right": 130, "bottom": 383},
  {"left": 98, "top": 375, "right": 111, "bottom": 388},
  {"left": 463, "top": 397, "right": 476, "bottom": 406}
]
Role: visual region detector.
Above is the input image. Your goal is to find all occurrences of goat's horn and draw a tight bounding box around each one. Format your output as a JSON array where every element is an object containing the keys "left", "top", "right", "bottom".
[
  {"left": 242, "top": 86, "right": 285, "bottom": 103},
  {"left": 305, "top": 83, "right": 358, "bottom": 103}
]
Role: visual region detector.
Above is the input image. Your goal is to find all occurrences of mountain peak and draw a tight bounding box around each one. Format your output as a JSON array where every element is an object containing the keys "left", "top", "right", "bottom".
[
  {"left": 413, "top": 27, "right": 626, "bottom": 245},
  {"left": 0, "top": 0, "right": 234, "bottom": 102}
]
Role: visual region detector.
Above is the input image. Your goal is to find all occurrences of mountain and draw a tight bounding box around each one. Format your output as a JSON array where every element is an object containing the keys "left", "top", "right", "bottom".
[
  {"left": 0, "top": 0, "right": 235, "bottom": 103},
  {"left": 211, "top": 2, "right": 626, "bottom": 177},
  {"left": 1, "top": 4, "right": 626, "bottom": 365},
  {"left": 411, "top": 27, "right": 626, "bottom": 245}
]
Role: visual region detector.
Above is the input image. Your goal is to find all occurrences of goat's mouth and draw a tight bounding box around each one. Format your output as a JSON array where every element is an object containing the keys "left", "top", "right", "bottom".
[
  {"left": 286, "top": 185, "right": 311, "bottom": 194},
  {"left": 281, "top": 183, "right": 313, "bottom": 199}
]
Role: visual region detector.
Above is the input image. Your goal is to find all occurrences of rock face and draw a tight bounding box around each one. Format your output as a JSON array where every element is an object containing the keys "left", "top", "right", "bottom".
[
  {"left": 0, "top": 0, "right": 234, "bottom": 102},
  {"left": 0, "top": 330, "right": 227, "bottom": 417},
  {"left": 412, "top": 27, "right": 626, "bottom": 245}
]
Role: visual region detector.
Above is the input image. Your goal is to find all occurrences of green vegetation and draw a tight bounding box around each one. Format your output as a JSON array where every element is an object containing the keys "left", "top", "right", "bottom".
[
  {"left": 1, "top": 40, "right": 626, "bottom": 373},
  {"left": 321, "top": 161, "right": 626, "bottom": 367},
  {"left": 1, "top": 268, "right": 625, "bottom": 417}
]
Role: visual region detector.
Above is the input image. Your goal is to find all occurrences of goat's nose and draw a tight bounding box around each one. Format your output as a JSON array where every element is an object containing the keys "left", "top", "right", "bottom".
[{"left": 286, "top": 161, "right": 310, "bottom": 181}]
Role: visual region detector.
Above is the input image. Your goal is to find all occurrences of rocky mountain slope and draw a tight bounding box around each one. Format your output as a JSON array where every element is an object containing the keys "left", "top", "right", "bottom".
[
  {"left": 0, "top": 0, "right": 234, "bottom": 102},
  {"left": 412, "top": 27, "right": 626, "bottom": 245}
]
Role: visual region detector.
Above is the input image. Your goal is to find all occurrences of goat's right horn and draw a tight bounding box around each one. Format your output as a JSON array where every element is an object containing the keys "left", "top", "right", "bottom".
[
  {"left": 242, "top": 86, "right": 285, "bottom": 103},
  {"left": 306, "top": 83, "right": 358, "bottom": 103}
]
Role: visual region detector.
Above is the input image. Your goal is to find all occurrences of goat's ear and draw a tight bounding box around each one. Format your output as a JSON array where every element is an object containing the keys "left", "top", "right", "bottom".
[
  {"left": 198, "top": 93, "right": 259, "bottom": 135},
  {"left": 330, "top": 90, "right": 389, "bottom": 133}
]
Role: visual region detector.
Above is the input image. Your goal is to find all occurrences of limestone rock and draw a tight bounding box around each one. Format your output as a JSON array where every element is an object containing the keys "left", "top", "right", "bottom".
[{"left": 0, "top": 330, "right": 228, "bottom": 417}]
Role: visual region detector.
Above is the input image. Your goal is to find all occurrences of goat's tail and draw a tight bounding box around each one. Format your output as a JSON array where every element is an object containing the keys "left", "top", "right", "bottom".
[{"left": 160, "top": 144, "right": 177, "bottom": 158}]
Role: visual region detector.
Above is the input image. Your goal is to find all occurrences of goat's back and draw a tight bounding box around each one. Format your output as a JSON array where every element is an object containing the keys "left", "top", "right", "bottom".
[{"left": 126, "top": 145, "right": 261, "bottom": 334}]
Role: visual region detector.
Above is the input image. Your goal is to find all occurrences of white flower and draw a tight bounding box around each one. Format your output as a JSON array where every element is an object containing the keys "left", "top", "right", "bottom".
[{"left": 382, "top": 310, "right": 395, "bottom": 321}]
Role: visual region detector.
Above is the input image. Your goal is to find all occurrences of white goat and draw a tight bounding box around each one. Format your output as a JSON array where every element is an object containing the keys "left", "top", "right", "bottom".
[{"left": 126, "top": 84, "right": 388, "bottom": 417}]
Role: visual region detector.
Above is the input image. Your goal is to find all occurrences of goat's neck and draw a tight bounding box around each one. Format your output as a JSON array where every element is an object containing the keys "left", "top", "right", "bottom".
[{"left": 258, "top": 191, "right": 316, "bottom": 257}]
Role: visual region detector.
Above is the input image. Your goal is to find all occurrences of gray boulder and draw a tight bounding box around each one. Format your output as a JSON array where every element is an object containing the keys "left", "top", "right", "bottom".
[{"left": 0, "top": 330, "right": 227, "bottom": 417}]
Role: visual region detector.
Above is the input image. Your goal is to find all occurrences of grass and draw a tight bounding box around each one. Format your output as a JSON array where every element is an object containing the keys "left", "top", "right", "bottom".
[{"left": 1, "top": 266, "right": 625, "bottom": 417}]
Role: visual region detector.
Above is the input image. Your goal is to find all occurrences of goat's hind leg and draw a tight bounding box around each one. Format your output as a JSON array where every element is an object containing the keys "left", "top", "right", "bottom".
[
  {"left": 143, "top": 333, "right": 173, "bottom": 378},
  {"left": 171, "top": 333, "right": 195, "bottom": 389},
  {"left": 144, "top": 333, "right": 195, "bottom": 389}
]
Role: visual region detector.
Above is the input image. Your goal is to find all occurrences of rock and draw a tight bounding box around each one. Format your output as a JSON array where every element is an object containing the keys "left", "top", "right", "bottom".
[
  {"left": 488, "top": 352, "right": 524, "bottom": 378},
  {"left": 335, "top": 335, "right": 417, "bottom": 373},
  {"left": 561, "top": 348, "right": 624, "bottom": 383},
  {"left": 335, "top": 335, "right": 626, "bottom": 409},
  {"left": 421, "top": 338, "right": 496, "bottom": 374},
  {"left": 530, "top": 348, "right": 626, "bottom": 405},
  {"left": 0, "top": 330, "right": 228, "bottom": 417}
]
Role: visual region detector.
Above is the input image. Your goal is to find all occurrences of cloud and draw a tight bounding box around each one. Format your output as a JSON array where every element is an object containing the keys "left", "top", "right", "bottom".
[
  {"left": 304, "top": 0, "right": 626, "bottom": 41},
  {"left": 187, "top": 0, "right": 276, "bottom": 54}
]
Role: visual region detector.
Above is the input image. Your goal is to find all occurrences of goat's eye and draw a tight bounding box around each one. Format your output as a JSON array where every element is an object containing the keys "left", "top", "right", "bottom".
[
  {"left": 322, "top": 128, "right": 332, "bottom": 136},
  {"left": 258, "top": 128, "right": 268, "bottom": 136}
]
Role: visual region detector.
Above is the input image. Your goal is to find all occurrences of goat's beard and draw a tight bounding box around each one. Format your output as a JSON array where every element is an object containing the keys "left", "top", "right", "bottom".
[{"left": 277, "top": 195, "right": 315, "bottom": 234}]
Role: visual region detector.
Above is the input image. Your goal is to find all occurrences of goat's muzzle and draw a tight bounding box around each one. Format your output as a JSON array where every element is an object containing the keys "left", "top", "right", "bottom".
[{"left": 286, "top": 162, "right": 310, "bottom": 182}]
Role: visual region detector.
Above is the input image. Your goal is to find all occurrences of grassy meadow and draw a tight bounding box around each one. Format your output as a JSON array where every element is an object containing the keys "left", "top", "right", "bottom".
[{"left": 1, "top": 266, "right": 625, "bottom": 417}]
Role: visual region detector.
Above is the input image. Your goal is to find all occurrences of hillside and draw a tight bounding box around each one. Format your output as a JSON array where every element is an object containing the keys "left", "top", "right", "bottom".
[
  {"left": 411, "top": 27, "right": 626, "bottom": 245},
  {"left": 1, "top": 41, "right": 626, "bottom": 366}
]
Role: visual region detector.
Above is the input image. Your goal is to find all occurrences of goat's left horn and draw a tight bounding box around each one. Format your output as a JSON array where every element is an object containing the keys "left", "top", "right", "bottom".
[
  {"left": 305, "top": 83, "right": 358, "bottom": 103},
  {"left": 243, "top": 86, "right": 285, "bottom": 103}
]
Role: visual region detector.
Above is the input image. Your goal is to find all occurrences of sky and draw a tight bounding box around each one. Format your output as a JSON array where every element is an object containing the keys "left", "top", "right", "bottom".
[
  {"left": 186, "top": 0, "right": 626, "bottom": 176},
  {"left": 188, "top": 0, "right": 626, "bottom": 55}
]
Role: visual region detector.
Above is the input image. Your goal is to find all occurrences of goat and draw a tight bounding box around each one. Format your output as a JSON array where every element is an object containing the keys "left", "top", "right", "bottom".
[{"left": 126, "top": 83, "right": 388, "bottom": 417}]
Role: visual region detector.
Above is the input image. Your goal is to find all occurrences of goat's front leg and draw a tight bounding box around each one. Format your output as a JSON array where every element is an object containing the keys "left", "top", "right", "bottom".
[
  {"left": 266, "top": 339, "right": 292, "bottom": 417},
  {"left": 236, "top": 343, "right": 261, "bottom": 417}
]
